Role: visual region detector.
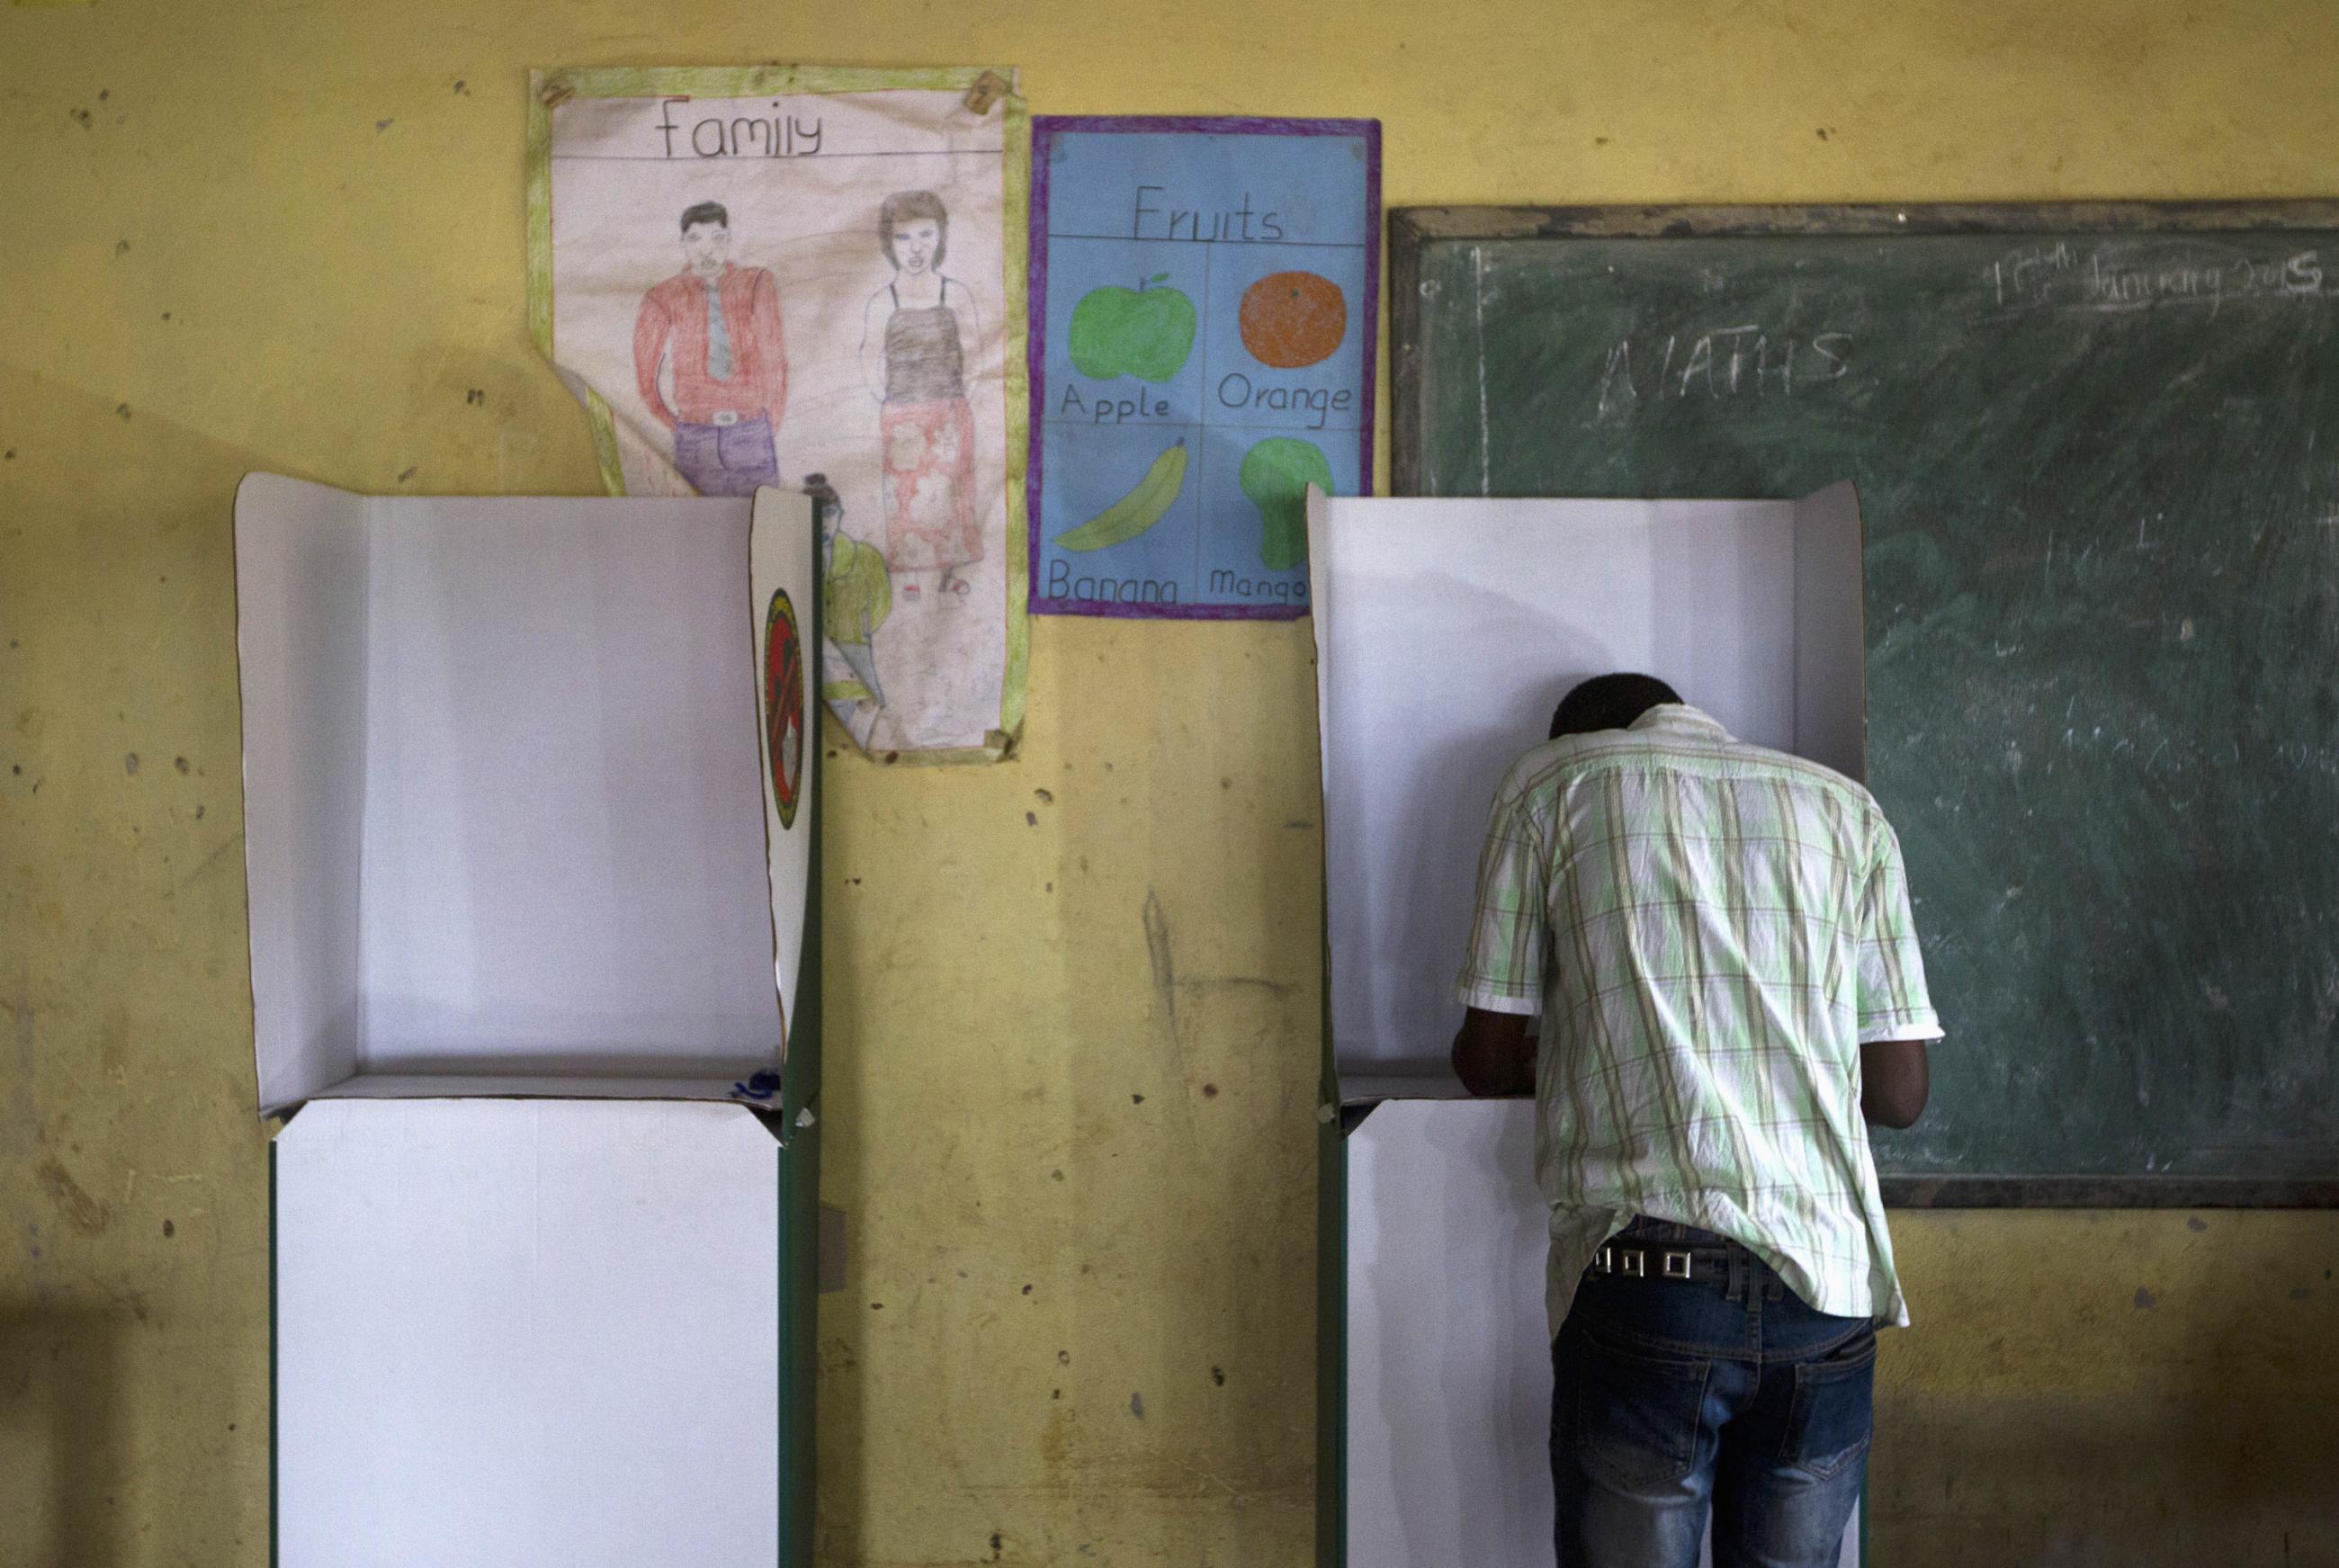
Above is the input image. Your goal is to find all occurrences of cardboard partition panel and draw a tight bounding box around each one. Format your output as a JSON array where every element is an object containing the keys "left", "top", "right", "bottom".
[
  {"left": 1304, "top": 484, "right": 1866, "bottom": 1098},
  {"left": 233, "top": 476, "right": 818, "bottom": 1109},
  {"left": 1344, "top": 1099, "right": 1860, "bottom": 1568},
  {"left": 240, "top": 479, "right": 824, "bottom": 1565},
  {"left": 1308, "top": 487, "right": 1868, "bottom": 1568},
  {"left": 274, "top": 1099, "right": 786, "bottom": 1566}
]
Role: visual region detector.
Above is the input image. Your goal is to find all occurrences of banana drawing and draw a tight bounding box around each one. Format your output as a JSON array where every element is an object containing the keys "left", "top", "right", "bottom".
[{"left": 1053, "top": 440, "right": 1188, "bottom": 552}]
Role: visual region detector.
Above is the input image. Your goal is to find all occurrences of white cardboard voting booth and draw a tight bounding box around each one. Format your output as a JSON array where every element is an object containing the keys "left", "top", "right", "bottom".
[
  {"left": 1307, "top": 487, "right": 1867, "bottom": 1568},
  {"left": 235, "top": 477, "right": 822, "bottom": 1566}
]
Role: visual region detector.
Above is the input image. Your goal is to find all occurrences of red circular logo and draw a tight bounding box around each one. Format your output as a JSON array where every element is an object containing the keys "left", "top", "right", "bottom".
[{"left": 764, "top": 590, "right": 804, "bottom": 829}]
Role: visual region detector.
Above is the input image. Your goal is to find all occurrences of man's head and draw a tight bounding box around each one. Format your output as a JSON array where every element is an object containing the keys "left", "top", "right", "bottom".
[
  {"left": 679, "top": 202, "right": 731, "bottom": 279},
  {"left": 1549, "top": 673, "right": 1682, "bottom": 740}
]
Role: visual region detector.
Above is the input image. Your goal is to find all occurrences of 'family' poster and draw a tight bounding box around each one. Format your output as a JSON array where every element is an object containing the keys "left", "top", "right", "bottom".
[
  {"left": 1028, "top": 117, "right": 1380, "bottom": 620},
  {"left": 528, "top": 67, "right": 1029, "bottom": 763}
]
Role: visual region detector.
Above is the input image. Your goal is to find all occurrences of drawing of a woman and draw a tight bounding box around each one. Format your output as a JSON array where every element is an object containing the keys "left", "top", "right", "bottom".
[{"left": 862, "top": 191, "right": 983, "bottom": 601}]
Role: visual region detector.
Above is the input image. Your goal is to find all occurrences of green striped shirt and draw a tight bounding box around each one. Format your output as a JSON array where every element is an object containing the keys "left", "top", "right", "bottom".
[{"left": 1456, "top": 704, "right": 1942, "bottom": 1331}]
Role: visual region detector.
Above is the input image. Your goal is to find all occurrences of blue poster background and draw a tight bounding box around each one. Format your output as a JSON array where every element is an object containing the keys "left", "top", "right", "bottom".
[{"left": 1029, "top": 119, "right": 1379, "bottom": 619}]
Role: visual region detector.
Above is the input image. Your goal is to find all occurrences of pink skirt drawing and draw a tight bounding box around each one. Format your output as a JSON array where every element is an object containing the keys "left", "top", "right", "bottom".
[{"left": 881, "top": 398, "right": 981, "bottom": 573}]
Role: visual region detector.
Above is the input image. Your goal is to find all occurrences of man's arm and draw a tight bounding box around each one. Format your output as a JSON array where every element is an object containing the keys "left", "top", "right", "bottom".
[
  {"left": 632, "top": 293, "right": 678, "bottom": 430},
  {"left": 1452, "top": 762, "right": 1550, "bottom": 1097},
  {"left": 1860, "top": 1038, "right": 1930, "bottom": 1128},
  {"left": 1453, "top": 1008, "right": 1534, "bottom": 1098},
  {"left": 751, "top": 269, "right": 787, "bottom": 428},
  {"left": 1853, "top": 812, "right": 1944, "bottom": 1128}
]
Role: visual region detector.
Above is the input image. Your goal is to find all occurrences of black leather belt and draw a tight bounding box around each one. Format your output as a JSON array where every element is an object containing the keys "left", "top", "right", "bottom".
[{"left": 1586, "top": 1240, "right": 1737, "bottom": 1286}]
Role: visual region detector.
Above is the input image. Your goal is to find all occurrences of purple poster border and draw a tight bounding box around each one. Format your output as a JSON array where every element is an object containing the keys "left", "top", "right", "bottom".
[{"left": 1026, "top": 114, "right": 1383, "bottom": 622}]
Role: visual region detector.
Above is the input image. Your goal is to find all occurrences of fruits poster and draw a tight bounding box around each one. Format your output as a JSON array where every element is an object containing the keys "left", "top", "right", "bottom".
[
  {"left": 1028, "top": 117, "right": 1380, "bottom": 619},
  {"left": 527, "top": 67, "right": 1030, "bottom": 764}
]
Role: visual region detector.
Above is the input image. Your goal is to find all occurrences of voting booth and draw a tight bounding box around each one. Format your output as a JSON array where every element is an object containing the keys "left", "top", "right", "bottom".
[
  {"left": 234, "top": 478, "right": 821, "bottom": 1567},
  {"left": 1307, "top": 486, "right": 1868, "bottom": 1567}
]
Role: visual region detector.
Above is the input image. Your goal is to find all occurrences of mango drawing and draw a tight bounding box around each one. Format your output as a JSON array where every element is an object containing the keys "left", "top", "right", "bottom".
[
  {"left": 1238, "top": 271, "right": 1347, "bottom": 369},
  {"left": 1240, "top": 438, "right": 1335, "bottom": 571},
  {"left": 1053, "top": 440, "right": 1189, "bottom": 551},
  {"left": 1070, "top": 275, "right": 1197, "bottom": 382}
]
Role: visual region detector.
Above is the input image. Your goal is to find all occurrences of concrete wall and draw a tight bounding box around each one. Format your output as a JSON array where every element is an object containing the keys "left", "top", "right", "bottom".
[{"left": 3, "top": 2, "right": 2335, "bottom": 1563}]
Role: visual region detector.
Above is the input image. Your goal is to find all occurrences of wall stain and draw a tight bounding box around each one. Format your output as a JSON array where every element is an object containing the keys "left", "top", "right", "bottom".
[
  {"left": 1141, "top": 889, "right": 1205, "bottom": 1131},
  {"left": 1038, "top": 1402, "right": 1071, "bottom": 1468},
  {"left": 36, "top": 1158, "right": 112, "bottom": 1237},
  {"left": 172, "top": 829, "right": 246, "bottom": 894},
  {"left": 1143, "top": 889, "right": 1178, "bottom": 1035},
  {"left": 8, "top": 994, "right": 36, "bottom": 1178}
]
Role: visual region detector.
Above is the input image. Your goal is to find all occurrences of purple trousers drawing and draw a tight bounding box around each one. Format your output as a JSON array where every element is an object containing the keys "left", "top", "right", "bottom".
[{"left": 674, "top": 416, "right": 779, "bottom": 497}]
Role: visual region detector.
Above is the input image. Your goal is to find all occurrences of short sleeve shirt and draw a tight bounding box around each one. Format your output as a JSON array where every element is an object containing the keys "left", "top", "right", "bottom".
[{"left": 1456, "top": 705, "right": 1943, "bottom": 1332}]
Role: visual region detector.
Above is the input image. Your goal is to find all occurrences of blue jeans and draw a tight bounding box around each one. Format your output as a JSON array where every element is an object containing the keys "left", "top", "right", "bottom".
[
  {"left": 1553, "top": 1221, "right": 1873, "bottom": 1568},
  {"left": 673, "top": 415, "right": 778, "bottom": 497}
]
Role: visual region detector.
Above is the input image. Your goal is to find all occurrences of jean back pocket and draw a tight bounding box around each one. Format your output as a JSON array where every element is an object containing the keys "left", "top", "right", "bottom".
[
  {"left": 1560, "top": 1322, "right": 1714, "bottom": 1491},
  {"left": 1780, "top": 1328, "right": 1877, "bottom": 1480}
]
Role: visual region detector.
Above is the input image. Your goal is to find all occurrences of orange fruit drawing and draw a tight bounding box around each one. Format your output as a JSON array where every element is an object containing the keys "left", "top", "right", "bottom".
[{"left": 1239, "top": 271, "right": 1348, "bottom": 370}]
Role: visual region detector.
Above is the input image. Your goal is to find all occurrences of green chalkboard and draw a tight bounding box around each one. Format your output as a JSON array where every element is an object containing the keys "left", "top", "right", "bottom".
[{"left": 1392, "top": 203, "right": 2339, "bottom": 1205}]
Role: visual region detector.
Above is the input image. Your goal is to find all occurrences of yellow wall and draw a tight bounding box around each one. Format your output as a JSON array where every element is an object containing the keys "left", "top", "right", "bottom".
[{"left": 4, "top": 3, "right": 2336, "bottom": 1564}]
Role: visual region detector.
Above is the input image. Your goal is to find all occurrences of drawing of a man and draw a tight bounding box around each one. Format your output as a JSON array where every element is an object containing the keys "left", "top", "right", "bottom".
[{"left": 632, "top": 201, "right": 787, "bottom": 496}]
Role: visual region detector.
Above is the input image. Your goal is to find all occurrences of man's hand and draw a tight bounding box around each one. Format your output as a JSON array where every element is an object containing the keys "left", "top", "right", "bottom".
[
  {"left": 1452, "top": 1008, "right": 1536, "bottom": 1098},
  {"left": 1860, "top": 1039, "right": 1931, "bottom": 1128}
]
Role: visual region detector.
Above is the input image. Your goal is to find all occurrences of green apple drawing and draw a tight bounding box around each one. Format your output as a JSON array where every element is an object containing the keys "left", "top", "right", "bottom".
[
  {"left": 1240, "top": 438, "right": 1336, "bottom": 571},
  {"left": 1069, "top": 274, "right": 1197, "bottom": 382}
]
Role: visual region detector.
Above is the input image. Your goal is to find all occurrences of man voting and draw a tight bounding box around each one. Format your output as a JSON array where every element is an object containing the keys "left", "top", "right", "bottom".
[{"left": 1451, "top": 672, "right": 1944, "bottom": 1568}]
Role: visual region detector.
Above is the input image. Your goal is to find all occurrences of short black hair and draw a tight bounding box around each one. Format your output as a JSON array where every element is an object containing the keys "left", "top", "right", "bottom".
[
  {"left": 680, "top": 201, "right": 730, "bottom": 234},
  {"left": 1550, "top": 673, "right": 1682, "bottom": 739}
]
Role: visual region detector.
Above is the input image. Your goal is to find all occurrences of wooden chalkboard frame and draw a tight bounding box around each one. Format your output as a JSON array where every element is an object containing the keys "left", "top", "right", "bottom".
[{"left": 1388, "top": 201, "right": 2339, "bottom": 1209}]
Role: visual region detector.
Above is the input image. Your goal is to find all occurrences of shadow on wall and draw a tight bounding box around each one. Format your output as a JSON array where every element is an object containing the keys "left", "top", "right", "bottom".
[
  {"left": 1868, "top": 1205, "right": 2339, "bottom": 1567},
  {"left": 0, "top": 363, "right": 282, "bottom": 1568},
  {"left": 0, "top": 1300, "right": 128, "bottom": 1568},
  {"left": 1871, "top": 1378, "right": 2339, "bottom": 1565}
]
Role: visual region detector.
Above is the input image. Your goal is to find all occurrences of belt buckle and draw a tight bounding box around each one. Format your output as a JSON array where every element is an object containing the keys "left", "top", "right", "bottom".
[
  {"left": 1662, "top": 1250, "right": 1694, "bottom": 1280},
  {"left": 711, "top": 410, "right": 741, "bottom": 427},
  {"left": 1620, "top": 1250, "right": 1645, "bottom": 1278}
]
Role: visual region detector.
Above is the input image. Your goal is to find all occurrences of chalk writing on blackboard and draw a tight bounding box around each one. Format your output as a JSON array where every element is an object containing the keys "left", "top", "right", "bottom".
[
  {"left": 1985, "top": 240, "right": 2331, "bottom": 315},
  {"left": 1595, "top": 329, "right": 1852, "bottom": 416}
]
